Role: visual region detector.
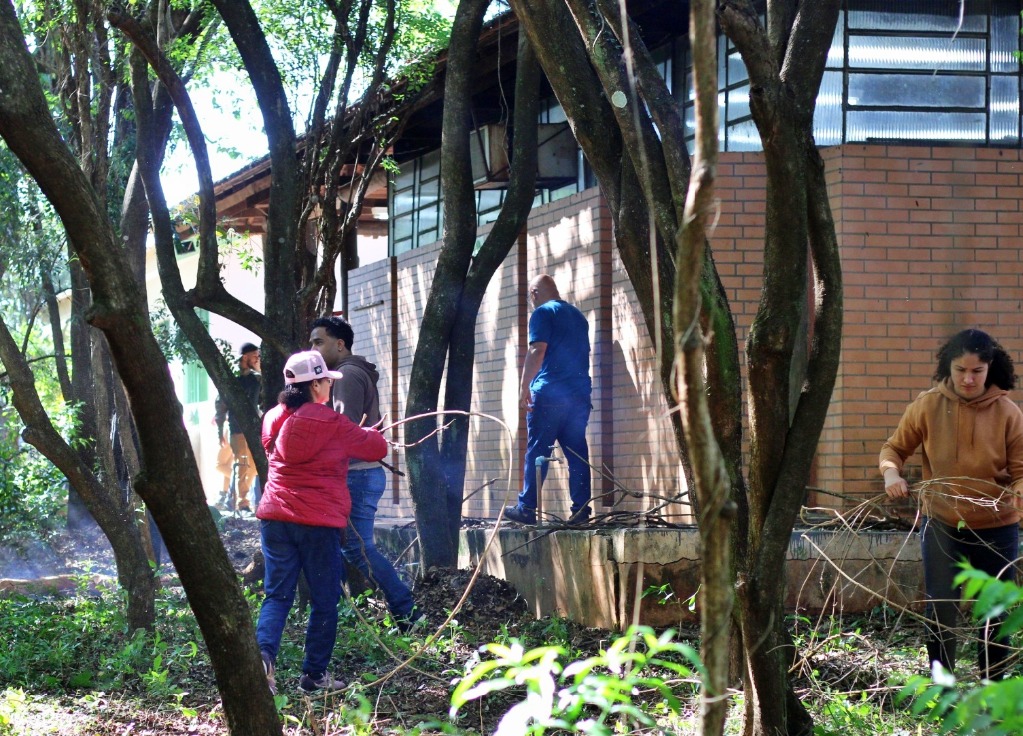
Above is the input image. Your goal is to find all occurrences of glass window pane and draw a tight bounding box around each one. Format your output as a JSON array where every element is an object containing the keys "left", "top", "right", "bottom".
[
  {"left": 418, "top": 205, "right": 438, "bottom": 235},
  {"left": 727, "top": 51, "right": 747, "bottom": 85},
  {"left": 990, "top": 75, "right": 1019, "bottom": 143},
  {"left": 814, "top": 71, "right": 843, "bottom": 146},
  {"left": 727, "top": 85, "right": 750, "bottom": 122},
  {"left": 392, "top": 186, "right": 415, "bottom": 215},
  {"left": 392, "top": 237, "right": 413, "bottom": 256},
  {"left": 848, "top": 73, "right": 985, "bottom": 108},
  {"left": 545, "top": 102, "right": 567, "bottom": 124},
  {"left": 848, "top": 35, "right": 986, "bottom": 71},
  {"left": 827, "top": 10, "right": 845, "bottom": 68},
  {"left": 392, "top": 214, "right": 414, "bottom": 241},
  {"left": 848, "top": 2, "right": 984, "bottom": 33},
  {"left": 991, "top": 12, "right": 1020, "bottom": 73},
  {"left": 420, "top": 149, "right": 440, "bottom": 180},
  {"left": 847, "top": 110, "right": 986, "bottom": 142},
  {"left": 418, "top": 176, "right": 439, "bottom": 203},
  {"left": 476, "top": 189, "right": 504, "bottom": 214},
  {"left": 726, "top": 119, "right": 761, "bottom": 151}
]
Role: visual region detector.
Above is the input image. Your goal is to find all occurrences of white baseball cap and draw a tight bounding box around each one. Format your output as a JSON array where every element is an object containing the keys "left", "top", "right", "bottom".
[{"left": 283, "top": 350, "right": 344, "bottom": 384}]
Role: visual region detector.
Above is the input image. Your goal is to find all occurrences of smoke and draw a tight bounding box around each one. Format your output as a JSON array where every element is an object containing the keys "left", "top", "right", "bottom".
[{"left": 0, "top": 537, "right": 65, "bottom": 580}]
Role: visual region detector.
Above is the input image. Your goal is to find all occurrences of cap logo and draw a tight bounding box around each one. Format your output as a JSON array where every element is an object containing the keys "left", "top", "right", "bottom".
[{"left": 314, "top": 366, "right": 323, "bottom": 375}]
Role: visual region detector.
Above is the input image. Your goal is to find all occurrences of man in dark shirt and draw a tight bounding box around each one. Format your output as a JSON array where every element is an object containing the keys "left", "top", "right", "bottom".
[
  {"left": 214, "top": 342, "right": 261, "bottom": 512},
  {"left": 310, "top": 316, "right": 420, "bottom": 630}
]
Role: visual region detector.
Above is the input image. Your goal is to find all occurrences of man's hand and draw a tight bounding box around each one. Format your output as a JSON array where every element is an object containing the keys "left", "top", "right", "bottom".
[
  {"left": 520, "top": 389, "right": 533, "bottom": 413},
  {"left": 883, "top": 469, "right": 910, "bottom": 499}
]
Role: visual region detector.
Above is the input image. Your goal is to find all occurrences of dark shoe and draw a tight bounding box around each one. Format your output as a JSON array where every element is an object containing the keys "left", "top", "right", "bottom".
[
  {"left": 298, "top": 671, "right": 346, "bottom": 693},
  {"left": 568, "top": 506, "right": 591, "bottom": 524},
  {"left": 261, "top": 650, "right": 277, "bottom": 696},
  {"left": 397, "top": 607, "right": 426, "bottom": 634},
  {"left": 504, "top": 504, "right": 536, "bottom": 525}
]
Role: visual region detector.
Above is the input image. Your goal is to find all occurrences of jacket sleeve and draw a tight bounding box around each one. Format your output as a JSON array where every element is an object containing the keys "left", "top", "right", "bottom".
[
  {"left": 337, "top": 418, "right": 388, "bottom": 463},
  {"left": 261, "top": 406, "right": 288, "bottom": 455},
  {"left": 879, "top": 400, "right": 923, "bottom": 475}
]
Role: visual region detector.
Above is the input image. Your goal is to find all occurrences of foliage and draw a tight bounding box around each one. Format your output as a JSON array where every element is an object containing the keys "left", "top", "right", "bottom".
[
  {"left": 449, "top": 625, "right": 703, "bottom": 735},
  {"left": 896, "top": 566, "right": 1023, "bottom": 735},
  {"left": 245, "top": 0, "right": 451, "bottom": 123},
  {"left": 0, "top": 148, "right": 74, "bottom": 539},
  {"left": 0, "top": 411, "right": 70, "bottom": 538},
  {"left": 0, "top": 688, "right": 23, "bottom": 735},
  {"left": 0, "top": 583, "right": 202, "bottom": 694},
  {"left": 151, "top": 302, "right": 233, "bottom": 368}
]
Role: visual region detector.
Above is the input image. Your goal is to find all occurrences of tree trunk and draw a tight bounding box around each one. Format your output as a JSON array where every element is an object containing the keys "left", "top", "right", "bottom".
[
  {"left": 0, "top": 4, "right": 281, "bottom": 732},
  {"left": 405, "top": 0, "right": 540, "bottom": 567},
  {"left": 0, "top": 315, "right": 158, "bottom": 632}
]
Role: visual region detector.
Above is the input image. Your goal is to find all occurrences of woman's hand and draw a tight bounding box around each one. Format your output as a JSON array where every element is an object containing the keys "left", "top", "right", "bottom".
[{"left": 883, "top": 469, "right": 910, "bottom": 499}]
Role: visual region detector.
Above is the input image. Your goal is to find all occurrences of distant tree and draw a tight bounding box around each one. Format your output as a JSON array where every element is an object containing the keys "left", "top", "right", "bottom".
[
  {"left": 112, "top": 0, "right": 453, "bottom": 485},
  {"left": 0, "top": 2, "right": 282, "bottom": 732},
  {"left": 0, "top": 0, "right": 224, "bottom": 632}
]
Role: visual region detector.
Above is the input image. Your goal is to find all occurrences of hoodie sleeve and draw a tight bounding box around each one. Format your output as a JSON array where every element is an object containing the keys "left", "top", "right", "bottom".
[
  {"left": 1003, "top": 401, "right": 1023, "bottom": 501},
  {"left": 879, "top": 400, "right": 924, "bottom": 475}
]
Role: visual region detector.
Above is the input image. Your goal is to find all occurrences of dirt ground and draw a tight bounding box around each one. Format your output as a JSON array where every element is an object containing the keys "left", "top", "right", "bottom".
[
  {"left": 0, "top": 515, "right": 633, "bottom": 734},
  {"left": 0, "top": 514, "right": 934, "bottom": 735}
]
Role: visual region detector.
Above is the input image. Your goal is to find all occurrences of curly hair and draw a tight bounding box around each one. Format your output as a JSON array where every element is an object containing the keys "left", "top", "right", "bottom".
[
  {"left": 277, "top": 381, "right": 314, "bottom": 409},
  {"left": 934, "top": 328, "right": 1017, "bottom": 390}
]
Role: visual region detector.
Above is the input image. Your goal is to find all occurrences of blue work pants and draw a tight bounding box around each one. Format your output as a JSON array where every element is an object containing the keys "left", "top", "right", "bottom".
[
  {"left": 517, "top": 395, "right": 591, "bottom": 514},
  {"left": 256, "top": 520, "right": 344, "bottom": 676},
  {"left": 342, "top": 467, "right": 415, "bottom": 618}
]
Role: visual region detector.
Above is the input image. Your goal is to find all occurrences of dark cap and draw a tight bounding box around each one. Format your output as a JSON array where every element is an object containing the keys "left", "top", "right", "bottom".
[{"left": 239, "top": 342, "right": 259, "bottom": 356}]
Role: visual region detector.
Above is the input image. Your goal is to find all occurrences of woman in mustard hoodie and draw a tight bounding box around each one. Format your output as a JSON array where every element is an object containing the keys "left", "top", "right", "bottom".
[{"left": 881, "top": 328, "right": 1023, "bottom": 680}]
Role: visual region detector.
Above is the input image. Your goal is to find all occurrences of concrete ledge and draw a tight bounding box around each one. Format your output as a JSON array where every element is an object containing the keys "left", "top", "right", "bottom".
[{"left": 377, "top": 526, "right": 923, "bottom": 630}]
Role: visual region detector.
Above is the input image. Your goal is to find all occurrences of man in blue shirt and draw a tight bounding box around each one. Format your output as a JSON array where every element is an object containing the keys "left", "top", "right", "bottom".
[{"left": 505, "top": 274, "right": 592, "bottom": 525}]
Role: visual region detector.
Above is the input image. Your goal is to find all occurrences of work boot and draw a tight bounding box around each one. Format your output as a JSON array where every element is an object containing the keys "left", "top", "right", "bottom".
[
  {"left": 504, "top": 504, "right": 536, "bottom": 524},
  {"left": 261, "top": 650, "right": 276, "bottom": 696},
  {"left": 568, "top": 505, "right": 592, "bottom": 524},
  {"left": 298, "top": 671, "right": 347, "bottom": 693},
  {"left": 397, "top": 607, "right": 426, "bottom": 634}
]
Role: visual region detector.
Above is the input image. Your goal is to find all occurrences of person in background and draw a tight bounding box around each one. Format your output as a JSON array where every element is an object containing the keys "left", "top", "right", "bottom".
[
  {"left": 255, "top": 350, "right": 388, "bottom": 695},
  {"left": 505, "top": 274, "right": 593, "bottom": 525},
  {"left": 309, "top": 315, "right": 421, "bottom": 631},
  {"left": 213, "top": 395, "right": 234, "bottom": 503},
  {"left": 214, "top": 342, "right": 261, "bottom": 511},
  {"left": 880, "top": 328, "right": 1023, "bottom": 680}
]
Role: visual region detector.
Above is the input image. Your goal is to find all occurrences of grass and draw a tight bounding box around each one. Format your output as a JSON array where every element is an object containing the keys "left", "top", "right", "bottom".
[{"left": 0, "top": 579, "right": 1017, "bottom": 735}]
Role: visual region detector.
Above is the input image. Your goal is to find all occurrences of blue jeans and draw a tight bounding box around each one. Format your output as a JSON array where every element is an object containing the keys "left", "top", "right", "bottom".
[
  {"left": 517, "top": 395, "right": 592, "bottom": 513},
  {"left": 342, "top": 467, "right": 415, "bottom": 618},
  {"left": 921, "top": 517, "right": 1019, "bottom": 678},
  {"left": 256, "top": 520, "right": 344, "bottom": 676}
]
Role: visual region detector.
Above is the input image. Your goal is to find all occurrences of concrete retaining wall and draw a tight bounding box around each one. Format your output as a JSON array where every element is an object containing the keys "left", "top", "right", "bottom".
[{"left": 378, "top": 526, "right": 923, "bottom": 630}]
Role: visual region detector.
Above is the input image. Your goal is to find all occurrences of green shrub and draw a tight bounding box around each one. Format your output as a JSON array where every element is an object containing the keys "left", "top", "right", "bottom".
[{"left": 449, "top": 625, "right": 703, "bottom": 735}]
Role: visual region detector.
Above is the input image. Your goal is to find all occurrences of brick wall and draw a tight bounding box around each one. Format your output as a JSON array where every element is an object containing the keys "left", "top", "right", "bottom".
[{"left": 348, "top": 143, "right": 1023, "bottom": 523}]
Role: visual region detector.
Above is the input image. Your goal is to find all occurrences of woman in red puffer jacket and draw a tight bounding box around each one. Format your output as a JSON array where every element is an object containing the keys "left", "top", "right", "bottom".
[{"left": 254, "top": 350, "right": 387, "bottom": 696}]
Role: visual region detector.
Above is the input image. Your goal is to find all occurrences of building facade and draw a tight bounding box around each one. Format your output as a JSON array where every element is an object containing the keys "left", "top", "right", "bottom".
[{"left": 190, "top": 1, "right": 1023, "bottom": 522}]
